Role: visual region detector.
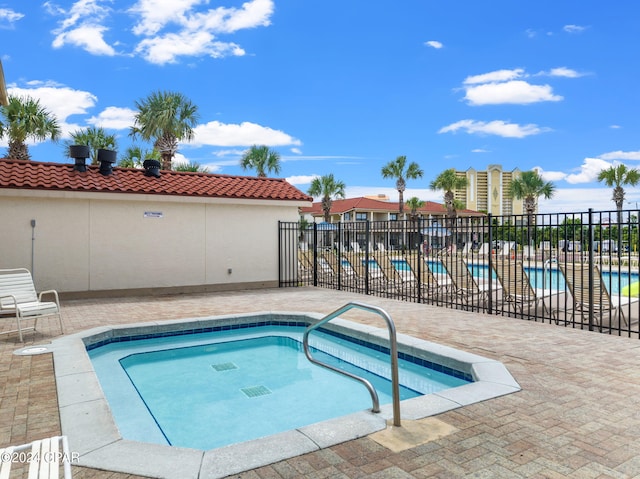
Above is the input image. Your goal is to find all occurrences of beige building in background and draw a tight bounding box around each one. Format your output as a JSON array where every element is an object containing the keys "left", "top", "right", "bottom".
[{"left": 454, "top": 164, "right": 525, "bottom": 218}]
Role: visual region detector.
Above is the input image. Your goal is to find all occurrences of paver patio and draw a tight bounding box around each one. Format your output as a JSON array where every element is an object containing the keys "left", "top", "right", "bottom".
[{"left": 2, "top": 286, "right": 640, "bottom": 478}]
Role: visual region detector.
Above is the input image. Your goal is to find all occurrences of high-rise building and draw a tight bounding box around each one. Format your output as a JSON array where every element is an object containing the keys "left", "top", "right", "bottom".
[{"left": 454, "top": 164, "right": 524, "bottom": 217}]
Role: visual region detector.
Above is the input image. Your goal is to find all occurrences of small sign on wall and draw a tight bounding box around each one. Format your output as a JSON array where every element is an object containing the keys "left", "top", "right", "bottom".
[{"left": 144, "top": 211, "right": 163, "bottom": 218}]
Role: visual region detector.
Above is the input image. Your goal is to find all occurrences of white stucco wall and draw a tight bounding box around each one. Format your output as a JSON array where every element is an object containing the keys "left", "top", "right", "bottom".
[{"left": 0, "top": 189, "right": 305, "bottom": 295}]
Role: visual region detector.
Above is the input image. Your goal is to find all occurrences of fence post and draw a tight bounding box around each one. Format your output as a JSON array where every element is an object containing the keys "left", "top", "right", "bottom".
[
  {"left": 588, "top": 208, "right": 594, "bottom": 331},
  {"left": 365, "top": 220, "right": 370, "bottom": 295},
  {"left": 278, "top": 221, "right": 283, "bottom": 286},
  {"left": 487, "top": 214, "right": 493, "bottom": 314},
  {"left": 313, "top": 222, "right": 318, "bottom": 287},
  {"left": 418, "top": 217, "right": 424, "bottom": 303}
]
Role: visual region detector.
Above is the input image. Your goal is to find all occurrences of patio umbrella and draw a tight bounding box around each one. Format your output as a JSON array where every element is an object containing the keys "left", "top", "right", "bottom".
[{"left": 316, "top": 221, "right": 338, "bottom": 230}]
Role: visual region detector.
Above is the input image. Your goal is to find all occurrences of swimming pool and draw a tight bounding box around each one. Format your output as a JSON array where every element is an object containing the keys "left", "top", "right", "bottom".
[
  {"left": 422, "top": 259, "right": 637, "bottom": 295},
  {"left": 88, "top": 325, "right": 470, "bottom": 450},
  {"left": 48, "top": 311, "right": 520, "bottom": 479}
]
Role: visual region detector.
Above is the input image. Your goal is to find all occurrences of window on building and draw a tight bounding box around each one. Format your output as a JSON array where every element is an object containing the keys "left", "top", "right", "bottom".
[
  {"left": 343, "top": 212, "right": 351, "bottom": 221},
  {"left": 389, "top": 213, "right": 398, "bottom": 221},
  {"left": 356, "top": 212, "right": 367, "bottom": 221}
]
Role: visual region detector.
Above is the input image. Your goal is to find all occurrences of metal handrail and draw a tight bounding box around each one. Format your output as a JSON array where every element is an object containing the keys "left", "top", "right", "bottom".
[{"left": 302, "top": 301, "right": 401, "bottom": 427}]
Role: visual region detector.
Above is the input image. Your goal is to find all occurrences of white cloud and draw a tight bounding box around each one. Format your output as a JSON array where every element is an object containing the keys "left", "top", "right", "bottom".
[
  {"left": 0, "top": 7, "right": 24, "bottom": 26},
  {"left": 211, "top": 148, "right": 245, "bottom": 157},
  {"left": 130, "top": 0, "right": 273, "bottom": 64},
  {"left": 52, "top": 24, "right": 116, "bottom": 55},
  {"left": 290, "top": 147, "right": 302, "bottom": 154},
  {"left": 48, "top": 0, "right": 115, "bottom": 55},
  {"left": 471, "top": 148, "right": 490, "bottom": 153},
  {"left": 464, "top": 80, "right": 563, "bottom": 105},
  {"left": 192, "top": 120, "right": 301, "bottom": 147},
  {"left": 537, "top": 188, "right": 612, "bottom": 214},
  {"left": 134, "top": 30, "right": 244, "bottom": 64},
  {"left": 45, "top": 0, "right": 274, "bottom": 64},
  {"left": 546, "top": 67, "right": 584, "bottom": 78},
  {"left": 286, "top": 175, "right": 317, "bottom": 186},
  {"left": 564, "top": 157, "right": 612, "bottom": 184},
  {"left": 425, "top": 40, "right": 443, "bottom": 49},
  {"left": 87, "top": 106, "right": 137, "bottom": 130},
  {"left": 564, "top": 24, "right": 587, "bottom": 34},
  {"left": 463, "top": 68, "right": 525, "bottom": 85},
  {"left": 610, "top": 125, "right": 622, "bottom": 129},
  {"left": 8, "top": 82, "right": 98, "bottom": 138},
  {"left": 535, "top": 168, "right": 566, "bottom": 182},
  {"left": 438, "top": 119, "right": 550, "bottom": 138},
  {"left": 599, "top": 150, "right": 640, "bottom": 161},
  {"left": 129, "top": 0, "right": 204, "bottom": 36}
]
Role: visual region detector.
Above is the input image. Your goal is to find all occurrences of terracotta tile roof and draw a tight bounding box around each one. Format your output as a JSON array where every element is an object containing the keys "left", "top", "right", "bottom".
[
  {"left": 0, "top": 159, "right": 313, "bottom": 202},
  {"left": 300, "top": 197, "right": 484, "bottom": 216}
]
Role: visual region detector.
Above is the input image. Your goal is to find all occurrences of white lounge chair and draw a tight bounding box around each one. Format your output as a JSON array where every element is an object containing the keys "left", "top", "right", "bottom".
[
  {"left": 442, "top": 255, "right": 501, "bottom": 308},
  {"left": 492, "top": 259, "right": 558, "bottom": 315},
  {"left": 0, "top": 268, "right": 64, "bottom": 342},
  {"left": 558, "top": 263, "right": 639, "bottom": 328},
  {"left": 0, "top": 435, "right": 73, "bottom": 478}
]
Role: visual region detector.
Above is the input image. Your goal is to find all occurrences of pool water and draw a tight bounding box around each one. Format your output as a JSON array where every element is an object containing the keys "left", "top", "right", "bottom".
[
  {"left": 89, "top": 326, "right": 470, "bottom": 450},
  {"left": 422, "top": 259, "right": 637, "bottom": 295}
]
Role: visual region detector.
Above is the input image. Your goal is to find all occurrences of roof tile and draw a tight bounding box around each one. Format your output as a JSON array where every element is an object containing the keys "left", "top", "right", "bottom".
[{"left": 0, "top": 159, "right": 313, "bottom": 202}]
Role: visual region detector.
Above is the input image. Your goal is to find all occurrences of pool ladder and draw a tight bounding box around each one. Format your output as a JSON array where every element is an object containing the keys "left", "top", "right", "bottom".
[{"left": 303, "top": 301, "right": 401, "bottom": 427}]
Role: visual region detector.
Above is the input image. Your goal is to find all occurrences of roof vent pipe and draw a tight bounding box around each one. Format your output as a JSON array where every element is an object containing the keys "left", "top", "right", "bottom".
[
  {"left": 143, "top": 159, "right": 161, "bottom": 178},
  {"left": 97, "top": 149, "right": 117, "bottom": 176},
  {"left": 69, "top": 145, "right": 90, "bottom": 172}
]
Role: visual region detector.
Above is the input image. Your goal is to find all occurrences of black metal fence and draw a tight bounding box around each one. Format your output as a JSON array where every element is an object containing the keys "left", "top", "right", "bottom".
[{"left": 279, "top": 208, "right": 640, "bottom": 337}]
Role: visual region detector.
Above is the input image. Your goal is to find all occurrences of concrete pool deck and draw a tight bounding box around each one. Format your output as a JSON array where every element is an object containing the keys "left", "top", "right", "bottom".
[{"left": 3, "top": 287, "right": 640, "bottom": 478}]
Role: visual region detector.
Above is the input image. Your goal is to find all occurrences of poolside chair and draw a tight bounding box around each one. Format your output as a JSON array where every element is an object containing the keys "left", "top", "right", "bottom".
[
  {"left": 558, "top": 262, "right": 639, "bottom": 328},
  {"left": 0, "top": 435, "right": 73, "bottom": 478},
  {"left": 460, "top": 243, "right": 472, "bottom": 257},
  {"left": 404, "top": 252, "right": 449, "bottom": 299},
  {"left": 0, "top": 268, "right": 64, "bottom": 342},
  {"left": 442, "top": 255, "right": 499, "bottom": 308},
  {"left": 317, "top": 251, "right": 340, "bottom": 285},
  {"left": 297, "top": 250, "right": 314, "bottom": 282},
  {"left": 492, "top": 259, "right": 557, "bottom": 316},
  {"left": 342, "top": 252, "right": 368, "bottom": 287},
  {"left": 339, "top": 253, "right": 366, "bottom": 288},
  {"left": 323, "top": 250, "right": 360, "bottom": 286},
  {"left": 371, "top": 252, "right": 410, "bottom": 292},
  {"left": 476, "top": 243, "right": 491, "bottom": 257}
]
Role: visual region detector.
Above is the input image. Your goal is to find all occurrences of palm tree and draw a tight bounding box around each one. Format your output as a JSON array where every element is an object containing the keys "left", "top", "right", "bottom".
[
  {"left": 381, "top": 155, "right": 424, "bottom": 214},
  {"left": 173, "top": 161, "right": 209, "bottom": 173},
  {"left": 118, "top": 145, "right": 158, "bottom": 168},
  {"left": 0, "top": 95, "right": 61, "bottom": 160},
  {"left": 405, "top": 196, "right": 425, "bottom": 221},
  {"left": 65, "top": 127, "right": 117, "bottom": 165},
  {"left": 307, "top": 174, "right": 346, "bottom": 222},
  {"left": 240, "top": 145, "right": 281, "bottom": 177},
  {"left": 598, "top": 164, "right": 640, "bottom": 254},
  {"left": 509, "top": 170, "right": 555, "bottom": 227},
  {"left": 429, "top": 168, "right": 468, "bottom": 222},
  {"left": 598, "top": 164, "right": 640, "bottom": 221},
  {"left": 130, "top": 91, "right": 199, "bottom": 171}
]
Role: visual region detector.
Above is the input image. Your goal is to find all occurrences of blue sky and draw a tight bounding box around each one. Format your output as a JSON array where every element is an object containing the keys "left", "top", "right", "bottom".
[{"left": 1, "top": 0, "right": 640, "bottom": 213}]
